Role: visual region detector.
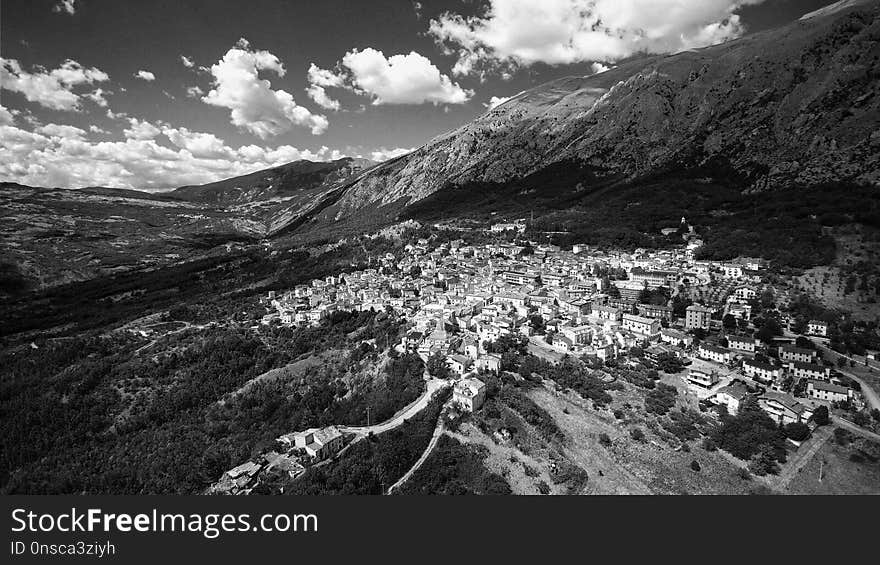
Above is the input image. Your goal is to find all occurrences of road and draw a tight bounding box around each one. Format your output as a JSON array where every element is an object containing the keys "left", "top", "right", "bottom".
[
  {"left": 527, "top": 335, "right": 566, "bottom": 364},
  {"left": 340, "top": 377, "right": 450, "bottom": 436},
  {"left": 387, "top": 422, "right": 446, "bottom": 494}
]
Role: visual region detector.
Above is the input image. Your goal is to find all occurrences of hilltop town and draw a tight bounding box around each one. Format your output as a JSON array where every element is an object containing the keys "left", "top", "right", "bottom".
[{"left": 209, "top": 219, "right": 880, "bottom": 495}]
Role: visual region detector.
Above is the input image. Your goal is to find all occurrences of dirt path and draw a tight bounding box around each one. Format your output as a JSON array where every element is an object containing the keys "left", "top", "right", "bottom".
[
  {"left": 387, "top": 423, "right": 446, "bottom": 494},
  {"left": 768, "top": 427, "right": 832, "bottom": 491}
]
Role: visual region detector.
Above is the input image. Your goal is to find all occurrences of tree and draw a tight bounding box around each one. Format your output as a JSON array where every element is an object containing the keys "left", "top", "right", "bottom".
[
  {"left": 426, "top": 352, "right": 450, "bottom": 379},
  {"left": 812, "top": 405, "right": 829, "bottom": 426},
  {"left": 783, "top": 422, "right": 810, "bottom": 442},
  {"left": 690, "top": 460, "right": 701, "bottom": 472},
  {"left": 656, "top": 352, "right": 685, "bottom": 374},
  {"left": 723, "top": 314, "right": 737, "bottom": 330},
  {"left": 528, "top": 314, "right": 545, "bottom": 334}
]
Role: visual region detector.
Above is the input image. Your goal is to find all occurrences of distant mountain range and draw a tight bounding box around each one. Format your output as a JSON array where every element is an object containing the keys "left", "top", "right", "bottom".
[{"left": 2, "top": 0, "right": 879, "bottom": 292}]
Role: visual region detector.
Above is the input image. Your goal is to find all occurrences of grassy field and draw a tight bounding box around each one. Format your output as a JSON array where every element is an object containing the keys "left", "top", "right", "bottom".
[{"left": 785, "top": 438, "right": 880, "bottom": 495}]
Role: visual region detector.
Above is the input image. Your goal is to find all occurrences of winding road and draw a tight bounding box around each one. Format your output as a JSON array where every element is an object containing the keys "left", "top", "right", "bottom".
[{"left": 340, "top": 377, "right": 451, "bottom": 437}]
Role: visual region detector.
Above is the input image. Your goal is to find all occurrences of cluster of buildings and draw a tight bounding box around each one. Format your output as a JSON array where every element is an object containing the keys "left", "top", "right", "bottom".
[{"left": 260, "top": 238, "right": 775, "bottom": 377}]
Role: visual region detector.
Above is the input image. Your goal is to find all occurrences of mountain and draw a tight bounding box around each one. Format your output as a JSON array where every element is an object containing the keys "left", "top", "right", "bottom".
[
  {"left": 302, "top": 0, "right": 879, "bottom": 232},
  {"left": 169, "top": 157, "right": 376, "bottom": 236},
  {"left": 170, "top": 157, "right": 375, "bottom": 206}
]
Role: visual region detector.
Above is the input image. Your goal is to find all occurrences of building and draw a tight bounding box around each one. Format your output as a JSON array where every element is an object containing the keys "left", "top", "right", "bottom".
[
  {"left": 742, "top": 359, "right": 781, "bottom": 383},
  {"left": 561, "top": 324, "right": 592, "bottom": 345},
  {"left": 447, "top": 354, "right": 475, "bottom": 376},
  {"left": 758, "top": 392, "right": 813, "bottom": 425},
  {"left": 712, "top": 382, "right": 750, "bottom": 415},
  {"left": 659, "top": 328, "right": 694, "bottom": 348},
  {"left": 806, "top": 379, "right": 852, "bottom": 403},
  {"left": 638, "top": 303, "right": 673, "bottom": 321},
  {"left": 622, "top": 313, "right": 660, "bottom": 336},
  {"left": 779, "top": 345, "right": 816, "bottom": 364},
  {"left": 475, "top": 354, "right": 501, "bottom": 373},
  {"left": 727, "top": 336, "right": 758, "bottom": 354},
  {"left": 593, "top": 305, "right": 622, "bottom": 321},
  {"left": 630, "top": 268, "right": 676, "bottom": 289},
  {"left": 687, "top": 369, "right": 720, "bottom": 389},
  {"left": 453, "top": 377, "right": 487, "bottom": 412},
  {"left": 282, "top": 426, "right": 344, "bottom": 461},
  {"left": 807, "top": 320, "right": 829, "bottom": 337},
  {"left": 720, "top": 263, "right": 744, "bottom": 278},
  {"left": 685, "top": 305, "right": 713, "bottom": 330},
  {"left": 698, "top": 343, "right": 732, "bottom": 364},
  {"left": 788, "top": 361, "right": 831, "bottom": 381}
]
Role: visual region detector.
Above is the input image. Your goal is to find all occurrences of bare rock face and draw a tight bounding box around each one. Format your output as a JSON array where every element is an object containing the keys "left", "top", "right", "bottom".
[{"left": 320, "top": 0, "right": 880, "bottom": 224}]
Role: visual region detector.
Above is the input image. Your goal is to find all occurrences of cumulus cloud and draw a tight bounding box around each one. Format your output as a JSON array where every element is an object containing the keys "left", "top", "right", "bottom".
[
  {"left": 305, "top": 63, "right": 343, "bottom": 110},
  {"left": 202, "top": 38, "right": 329, "bottom": 138},
  {"left": 180, "top": 55, "right": 195, "bottom": 68},
  {"left": 36, "top": 123, "right": 88, "bottom": 140},
  {"left": 429, "top": 0, "right": 766, "bottom": 76},
  {"left": 0, "top": 105, "right": 17, "bottom": 126},
  {"left": 0, "top": 120, "right": 350, "bottom": 190},
  {"left": 135, "top": 70, "right": 156, "bottom": 81},
  {"left": 338, "top": 48, "right": 472, "bottom": 105},
  {"left": 0, "top": 58, "right": 109, "bottom": 111},
  {"left": 84, "top": 88, "right": 109, "bottom": 107},
  {"left": 123, "top": 117, "right": 162, "bottom": 140},
  {"left": 591, "top": 62, "right": 610, "bottom": 74},
  {"left": 485, "top": 95, "right": 512, "bottom": 110},
  {"left": 307, "top": 49, "right": 472, "bottom": 107},
  {"left": 53, "top": 0, "right": 76, "bottom": 15},
  {"left": 185, "top": 85, "right": 205, "bottom": 98},
  {"left": 305, "top": 85, "right": 341, "bottom": 111},
  {"left": 368, "top": 146, "right": 413, "bottom": 162}
]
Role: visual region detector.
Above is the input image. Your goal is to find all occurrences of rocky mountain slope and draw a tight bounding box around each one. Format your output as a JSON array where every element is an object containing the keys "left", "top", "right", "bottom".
[
  {"left": 312, "top": 0, "right": 879, "bottom": 226},
  {"left": 170, "top": 157, "right": 376, "bottom": 235}
]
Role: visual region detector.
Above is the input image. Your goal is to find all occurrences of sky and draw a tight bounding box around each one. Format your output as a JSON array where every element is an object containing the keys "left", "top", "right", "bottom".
[{"left": 0, "top": 0, "right": 841, "bottom": 190}]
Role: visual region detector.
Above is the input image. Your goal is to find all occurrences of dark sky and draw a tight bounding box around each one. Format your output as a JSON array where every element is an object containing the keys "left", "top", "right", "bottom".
[{"left": 0, "top": 0, "right": 842, "bottom": 189}]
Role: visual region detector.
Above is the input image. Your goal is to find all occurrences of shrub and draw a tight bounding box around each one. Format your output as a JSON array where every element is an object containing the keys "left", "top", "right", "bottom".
[
  {"left": 690, "top": 460, "right": 701, "bottom": 472},
  {"left": 783, "top": 422, "right": 811, "bottom": 442},
  {"left": 598, "top": 433, "right": 612, "bottom": 447},
  {"left": 630, "top": 428, "right": 646, "bottom": 442}
]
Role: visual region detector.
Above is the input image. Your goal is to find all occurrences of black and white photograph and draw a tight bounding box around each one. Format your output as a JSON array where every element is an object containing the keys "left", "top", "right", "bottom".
[{"left": 2, "top": 0, "right": 880, "bottom": 513}]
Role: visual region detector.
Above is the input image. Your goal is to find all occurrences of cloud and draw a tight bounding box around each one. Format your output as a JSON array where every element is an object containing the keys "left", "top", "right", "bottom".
[
  {"left": 161, "top": 126, "right": 232, "bottom": 159},
  {"left": 84, "top": 88, "right": 109, "bottom": 107},
  {"left": 135, "top": 70, "right": 156, "bottom": 81},
  {"left": 429, "top": 0, "right": 767, "bottom": 76},
  {"left": 591, "top": 62, "right": 610, "bottom": 74},
  {"left": 53, "top": 0, "right": 76, "bottom": 15},
  {"left": 485, "top": 95, "right": 512, "bottom": 110},
  {"left": 202, "top": 38, "right": 328, "bottom": 138},
  {"left": 185, "top": 85, "right": 204, "bottom": 98},
  {"left": 0, "top": 58, "right": 109, "bottom": 111},
  {"left": 36, "top": 123, "right": 88, "bottom": 140},
  {"left": 123, "top": 118, "right": 162, "bottom": 140},
  {"left": 332, "top": 48, "right": 472, "bottom": 105},
  {"left": 305, "top": 85, "right": 340, "bottom": 111},
  {"left": 0, "top": 105, "right": 17, "bottom": 126},
  {"left": 180, "top": 55, "right": 195, "bottom": 68},
  {"left": 368, "top": 147, "right": 413, "bottom": 162},
  {"left": 0, "top": 120, "right": 352, "bottom": 190}
]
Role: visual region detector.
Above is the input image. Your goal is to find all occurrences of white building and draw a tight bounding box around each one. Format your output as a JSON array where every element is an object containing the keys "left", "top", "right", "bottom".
[{"left": 453, "top": 377, "right": 487, "bottom": 412}]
